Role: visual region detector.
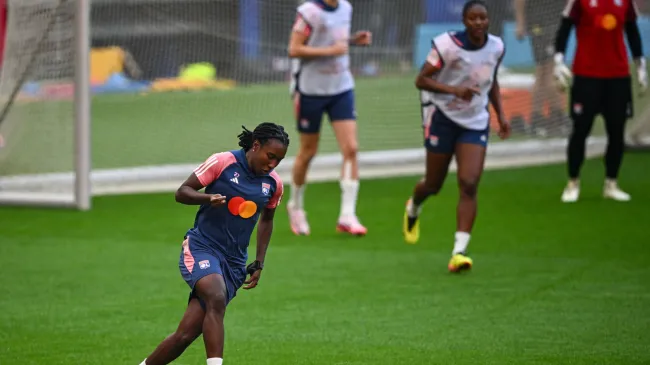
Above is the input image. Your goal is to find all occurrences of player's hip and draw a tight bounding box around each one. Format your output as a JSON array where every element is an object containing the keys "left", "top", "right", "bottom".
[
  {"left": 422, "top": 107, "right": 490, "bottom": 153},
  {"left": 183, "top": 229, "right": 249, "bottom": 266},
  {"left": 294, "top": 74, "right": 354, "bottom": 97},
  {"left": 422, "top": 104, "right": 490, "bottom": 131}
]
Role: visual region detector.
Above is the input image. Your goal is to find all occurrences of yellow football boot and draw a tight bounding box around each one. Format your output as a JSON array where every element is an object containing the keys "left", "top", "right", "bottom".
[
  {"left": 403, "top": 199, "right": 420, "bottom": 244},
  {"left": 448, "top": 253, "right": 473, "bottom": 273}
]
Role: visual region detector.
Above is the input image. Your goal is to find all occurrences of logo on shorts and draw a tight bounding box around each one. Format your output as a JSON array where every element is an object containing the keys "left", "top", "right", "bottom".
[
  {"left": 199, "top": 260, "right": 210, "bottom": 269},
  {"left": 429, "top": 135, "right": 439, "bottom": 146},
  {"left": 262, "top": 183, "right": 270, "bottom": 195},
  {"left": 573, "top": 103, "right": 583, "bottom": 115},
  {"left": 300, "top": 119, "right": 309, "bottom": 129},
  {"left": 480, "top": 135, "right": 487, "bottom": 142}
]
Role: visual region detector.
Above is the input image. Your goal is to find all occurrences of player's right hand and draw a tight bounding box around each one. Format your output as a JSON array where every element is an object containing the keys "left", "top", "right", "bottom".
[
  {"left": 453, "top": 86, "right": 480, "bottom": 101},
  {"left": 329, "top": 41, "right": 349, "bottom": 56},
  {"left": 553, "top": 53, "right": 572, "bottom": 91},
  {"left": 210, "top": 194, "right": 227, "bottom": 207}
]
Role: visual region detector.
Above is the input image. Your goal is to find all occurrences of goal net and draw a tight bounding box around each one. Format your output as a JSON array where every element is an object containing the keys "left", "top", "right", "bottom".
[{"left": 1, "top": 0, "right": 645, "bottom": 208}]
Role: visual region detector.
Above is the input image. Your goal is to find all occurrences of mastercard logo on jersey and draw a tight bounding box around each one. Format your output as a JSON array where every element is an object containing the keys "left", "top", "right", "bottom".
[{"left": 228, "top": 197, "right": 258, "bottom": 219}]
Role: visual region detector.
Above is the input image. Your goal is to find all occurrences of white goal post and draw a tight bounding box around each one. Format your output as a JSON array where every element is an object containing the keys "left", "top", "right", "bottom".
[{"left": 0, "top": 0, "right": 90, "bottom": 209}]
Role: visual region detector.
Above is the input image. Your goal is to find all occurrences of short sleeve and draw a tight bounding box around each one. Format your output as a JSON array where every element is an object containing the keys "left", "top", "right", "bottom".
[
  {"left": 562, "top": 0, "right": 581, "bottom": 21},
  {"left": 266, "top": 172, "right": 284, "bottom": 209},
  {"left": 426, "top": 46, "right": 443, "bottom": 68},
  {"left": 193, "top": 152, "right": 236, "bottom": 187},
  {"left": 294, "top": 3, "right": 320, "bottom": 36}
]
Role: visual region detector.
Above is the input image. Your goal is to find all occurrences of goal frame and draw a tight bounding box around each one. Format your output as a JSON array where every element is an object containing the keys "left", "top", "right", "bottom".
[{"left": 0, "top": 0, "right": 91, "bottom": 210}]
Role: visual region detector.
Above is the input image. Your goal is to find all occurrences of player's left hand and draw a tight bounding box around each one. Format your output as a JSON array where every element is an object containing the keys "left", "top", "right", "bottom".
[
  {"left": 636, "top": 58, "right": 647, "bottom": 95},
  {"left": 497, "top": 117, "right": 511, "bottom": 140},
  {"left": 352, "top": 31, "right": 372, "bottom": 46},
  {"left": 243, "top": 260, "right": 263, "bottom": 290}
]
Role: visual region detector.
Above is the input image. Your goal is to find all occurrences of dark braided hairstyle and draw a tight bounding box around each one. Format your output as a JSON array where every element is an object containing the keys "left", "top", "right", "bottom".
[
  {"left": 237, "top": 122, "right": 290, "bottom": 152},
  {"left": 462, "top": 0, "right": 488, "bottom": 18}
]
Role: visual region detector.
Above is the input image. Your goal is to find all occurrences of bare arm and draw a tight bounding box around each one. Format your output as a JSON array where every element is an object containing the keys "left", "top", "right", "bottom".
[
  {"left": 175, "top": 173, "right": 215, "bottom": 205},
  {"left": 287, "top": 16, "right": 345, "bottom": 58},
  {"left": 415, "top": 61, "right": 456, "bottom": 95},
  {"left": 489, "top": 76, "right": 505, "bottom": 121},
  {"left": 514, "top": 0, "right": 526, "bottom": 28},
  {"left": 255, "top": 207, "right": 275, "bottom": 264}
]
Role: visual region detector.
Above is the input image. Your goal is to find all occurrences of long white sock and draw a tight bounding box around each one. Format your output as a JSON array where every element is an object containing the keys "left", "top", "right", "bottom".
[
  {"left": 207, "top": 358, "right": 223, "bottom": 365},
  {"left": 339, "top": 179, "right": 359, "bottom": 218},
  {"left": 452, "top": 232, "right": 470, "bottom": 255},
  {"left": 406, "top": 198, "right": 422, "bottom": 218},
  {"left": 290, "top": 183, "right": 305, "bottom": 210}
]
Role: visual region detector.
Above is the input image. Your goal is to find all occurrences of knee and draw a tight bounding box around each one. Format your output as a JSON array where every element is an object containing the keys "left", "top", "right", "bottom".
[
  {"left": 341, "top": 142, "right": 358, "bottom": 161},
  {"left": 203, "top": 291, "right": 227, "bottom": 316},
  {"left": 297, "top": 143, "right": 318, "bottom": 163},
  {"left": 173, "top": 329, "right": 200, "bottom": 346},
  {"left": 458, "top": 177, "right": 479, "bottom": 198}
]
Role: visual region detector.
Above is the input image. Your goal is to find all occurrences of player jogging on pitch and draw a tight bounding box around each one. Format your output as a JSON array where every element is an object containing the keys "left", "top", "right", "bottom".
[
  {"left": 286, "top": 0, "right": 372, "bottom": 236},
  {"left": 403, "top": 0, "right": 511, "bottom": 273},
  {"left": 554, "top": 0, "right": 647, "bottom": 202},
  {"left": 137, "top": 123, "right": 288, "bottom": 365}
]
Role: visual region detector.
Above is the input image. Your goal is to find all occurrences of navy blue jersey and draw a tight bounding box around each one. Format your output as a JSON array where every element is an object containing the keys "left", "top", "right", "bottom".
[{"left": 186, "top": 149, "right": 283, "bottom": 266}]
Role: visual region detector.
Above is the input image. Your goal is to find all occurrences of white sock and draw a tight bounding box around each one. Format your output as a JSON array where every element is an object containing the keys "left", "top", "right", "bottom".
[
  {"left": 339, "top": 179, "right": 359, "bottom": 218},
  {"left": 406, "top": 198, "right": 422, "bottom": 218},
  {"left": 139, "top": 360, "right": 147, "bottom": 365},
  {"left": 207, "top": 358, "right": 223, "bottom": 365},
  {"left": 290, "top": 183, "right": 305, "bottom": 210},
  {"left": 452, "top": 232, "right": 470, "bottom": 255}
]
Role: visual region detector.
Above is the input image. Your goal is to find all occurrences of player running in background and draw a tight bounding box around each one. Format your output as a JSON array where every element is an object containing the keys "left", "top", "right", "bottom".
[
  {"left": 403, "top": 0, "right": 510, "bottom": 273},
  {"left": 514, "top": 0, "right": 570, "bottom": 136},
  {"left": 138, "top": 123, "right": 288, "bottom": 365},
  {"left": 554, "top": 0, "right": 647, "bottom": 202},
  {"left": 286, "top": 0, "right": 372, "bottom": 236}
]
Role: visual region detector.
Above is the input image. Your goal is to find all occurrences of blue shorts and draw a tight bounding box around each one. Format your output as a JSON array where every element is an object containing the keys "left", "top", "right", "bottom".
[
  {"left": 423, "top": 108, "right": 489, "bottom": 154},
  {"left": 179, "top": 234, "right": 247, "bottom": 308},
  {"left": 294, "top": 89, "right": 356, "bottom": 134}
]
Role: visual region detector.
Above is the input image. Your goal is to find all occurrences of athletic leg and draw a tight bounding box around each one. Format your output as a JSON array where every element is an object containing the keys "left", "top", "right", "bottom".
[
  {"left": 445, "top": 125, "right": 488, "bottom": 273},
  {"left": 403, "top": 108, "right": 455, "bottom": 244},
  {"left": 288, "top": 93, "right": 324, "bottom": 235},
  {"left": 602, "top": 77, "right": 632, "bottom": 201},
  {"left": 563, "top": 76, "right": 601, "bottom": 202},
  {"left": 328, "top": 90, "right": 366, "bottom": 235},
  {"left": 453, "top": 143, "right": 487, "bottom": 253},
  {"left": 141, "top": 298, "right": 205, "bottom": 365},
  {"left": 195, "top": 273, "right": 228, "bottom": 363}
]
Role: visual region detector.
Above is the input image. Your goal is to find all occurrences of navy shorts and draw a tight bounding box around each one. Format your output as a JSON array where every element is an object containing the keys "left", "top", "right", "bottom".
[
  {"left": 423, "top": 107, "right": 489, "bottom": 154},
  {"left": 294, "top": 89, "right": 356, "bottom": 134},
  {"left": 179, "top": 234, "right": 247, "bottom": 308}
]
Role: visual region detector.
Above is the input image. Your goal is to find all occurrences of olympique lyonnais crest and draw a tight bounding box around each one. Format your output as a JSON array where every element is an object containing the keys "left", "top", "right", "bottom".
[{"left": 262, "top": 183, "right": 271, "bottom": 195}]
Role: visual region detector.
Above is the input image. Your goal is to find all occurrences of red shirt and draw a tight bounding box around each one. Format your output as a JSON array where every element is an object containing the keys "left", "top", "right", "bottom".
[{"left": 565, "top": 0, "right": 639, "bottom": 78}]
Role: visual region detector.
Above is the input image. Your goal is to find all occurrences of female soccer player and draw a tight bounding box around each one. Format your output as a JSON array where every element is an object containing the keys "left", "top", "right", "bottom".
[
  {"left": 402, "top": 0, "right": 510, "bottom": 273},
  {"left": 554, "top": 0, "right": 647, "bottom": 202},
  {"left": 138, "top": 123, "right": 289, "bottom": 365},
  {"left": 286, "top": 0, "right": 372, "bottom": 236}
]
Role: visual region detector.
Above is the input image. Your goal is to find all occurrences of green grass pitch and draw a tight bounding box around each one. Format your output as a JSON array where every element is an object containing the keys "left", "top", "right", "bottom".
[
  {"left": 1, "top": 154, "right": 649, "bottom": 364},
  {"left": 2, "top": 73, "right": 648, "bottom": 175}
]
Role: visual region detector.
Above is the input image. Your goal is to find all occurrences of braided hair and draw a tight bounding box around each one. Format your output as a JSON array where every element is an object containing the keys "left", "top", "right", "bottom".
[
  {"left": 237, "top": 122, "right": 290, "bottom": 152},
  {"left": 462, "top": 0, "right": 488, "bottom": 18}
]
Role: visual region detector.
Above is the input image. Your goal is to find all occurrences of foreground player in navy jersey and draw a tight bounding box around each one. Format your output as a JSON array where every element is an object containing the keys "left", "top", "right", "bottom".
[
  {"left": 403, "top": 0, "right": 510, "bottom": 273},
  {"left": 137, "top": 123, "right": 289, "bottom": 365}
]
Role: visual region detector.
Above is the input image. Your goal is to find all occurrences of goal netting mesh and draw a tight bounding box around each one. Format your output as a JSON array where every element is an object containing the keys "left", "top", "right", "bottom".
[{"left": 1, "top": 0, "right": 645, "bottom": 205}]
